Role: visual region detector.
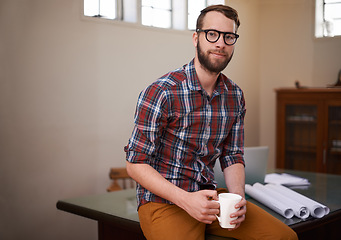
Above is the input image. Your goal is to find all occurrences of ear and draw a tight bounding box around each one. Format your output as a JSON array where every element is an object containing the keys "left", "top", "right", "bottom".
[{"left": 192, "top": 31, "right": 198, "bottom": 48}]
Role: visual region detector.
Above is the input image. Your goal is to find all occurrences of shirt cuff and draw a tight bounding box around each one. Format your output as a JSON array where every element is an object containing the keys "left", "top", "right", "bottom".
[
  {"left": 220, "top": 154, "right": 245, "bottom": 170},
  {"left": 125, "top": 148, "right": 151, "bottom": 164}
]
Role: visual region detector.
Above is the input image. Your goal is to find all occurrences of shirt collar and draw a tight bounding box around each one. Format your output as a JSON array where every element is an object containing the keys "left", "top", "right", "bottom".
[
  {"left": 185, "top": 59, "right": 229, "bottom": 95},
  {"left": 215, "top": 74, "right": 229, "bottom": 95},
  {"left": 185, "top": 59, "right": 202, "bottom": 91}
]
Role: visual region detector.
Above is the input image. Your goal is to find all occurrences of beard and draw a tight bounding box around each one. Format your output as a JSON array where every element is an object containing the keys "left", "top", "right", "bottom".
[{"left": 197, "top": 40, "right": 233, "bottom": 74}]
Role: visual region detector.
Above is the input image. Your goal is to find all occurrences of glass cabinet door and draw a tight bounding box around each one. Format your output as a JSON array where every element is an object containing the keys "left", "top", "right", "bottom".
[
  {"left": 285, "top": 105, "right": 318, "bottom": 171},
  {"left": 327, "top": 105, "right": 341, "bottom": 174}
]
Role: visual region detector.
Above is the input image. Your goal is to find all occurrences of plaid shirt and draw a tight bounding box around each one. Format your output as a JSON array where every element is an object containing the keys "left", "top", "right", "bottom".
[{"left": 125, "top": 59, "right": 246, "bottom": 208}]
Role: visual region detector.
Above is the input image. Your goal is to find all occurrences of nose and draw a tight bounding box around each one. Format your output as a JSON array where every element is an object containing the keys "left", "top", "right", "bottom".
[{"left": 215, "top": 33, "right": 226, "bottom": 48}]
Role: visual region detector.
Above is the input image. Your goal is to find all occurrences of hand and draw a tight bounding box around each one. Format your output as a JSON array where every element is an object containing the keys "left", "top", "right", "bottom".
[
  {"left": 228, "top": 197, "right": 247, "bottom": 231},
  {"left": 178, "top": 190, "right": 220, "bottom": 224}
]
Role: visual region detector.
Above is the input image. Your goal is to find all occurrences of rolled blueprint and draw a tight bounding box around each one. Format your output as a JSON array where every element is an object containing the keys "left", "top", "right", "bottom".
[
  {"left": 265, "top": 184, "right": 330, "bottom": 218},
  {"left": 252, "top": 183, "right": 310, "bottom": 219},
  {"left": 245, "top": 184, "right": 294, "bottom": 219}
]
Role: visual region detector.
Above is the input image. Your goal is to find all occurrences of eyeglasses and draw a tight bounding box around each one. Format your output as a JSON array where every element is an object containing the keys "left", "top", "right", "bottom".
[{"left": 196, "top": 29, "right": 239, "bottom": 46}]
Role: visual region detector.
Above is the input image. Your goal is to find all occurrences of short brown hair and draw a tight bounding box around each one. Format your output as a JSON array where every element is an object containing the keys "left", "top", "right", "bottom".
[{"left": 196, "top": 5, "right": 240, "bottom": 32}]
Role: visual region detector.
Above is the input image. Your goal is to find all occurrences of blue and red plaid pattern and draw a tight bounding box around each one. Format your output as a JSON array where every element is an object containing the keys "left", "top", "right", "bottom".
[{"left": 125, "top": 59, "right": 246, "bottom": 208}]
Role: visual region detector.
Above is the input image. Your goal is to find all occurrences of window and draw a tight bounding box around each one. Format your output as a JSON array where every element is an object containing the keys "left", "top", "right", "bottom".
[
  {"left": 141, "top": 0, "right": 172, "bottom": 28},
  {"left": 188, "top": 0, "right": 225, "bottom": 30},
  {"left": 84, "top": 0, "right": 117, "bottom": 19},
  {"left": 84, "top": 0, "right": 225, "bottom": 31},
  {"left": 315, "top": 0, "right": 341, "bottom": 37}
]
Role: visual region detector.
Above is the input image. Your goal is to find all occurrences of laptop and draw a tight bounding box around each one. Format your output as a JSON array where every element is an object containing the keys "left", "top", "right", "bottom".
[{"left": 213, "top": 146, "right": 269, "bottom": 188}]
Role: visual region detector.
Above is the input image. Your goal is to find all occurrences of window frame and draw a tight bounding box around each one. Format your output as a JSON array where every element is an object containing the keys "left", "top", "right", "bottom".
[
  {"left": 141, "top": 0, "right": 173, "bottom": 29},
  {"left": 315, "top": 0, "right": 341, "bottom": 38},
  {"left": 83, "top": 0, "right": 225, "bottom": 31}
]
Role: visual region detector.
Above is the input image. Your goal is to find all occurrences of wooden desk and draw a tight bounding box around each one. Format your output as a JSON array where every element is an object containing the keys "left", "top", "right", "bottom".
[{"left": 57, "top": 170, "right": 341, "bottom": 240}]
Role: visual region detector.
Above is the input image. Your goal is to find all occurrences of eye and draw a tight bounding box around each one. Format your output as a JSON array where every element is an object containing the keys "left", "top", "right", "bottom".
[
  {"left": 225, "top": 34, "right": 234, "bottom": 40},
  {"left": 208, "top": 30, "right": 218, "bottom": 38}
]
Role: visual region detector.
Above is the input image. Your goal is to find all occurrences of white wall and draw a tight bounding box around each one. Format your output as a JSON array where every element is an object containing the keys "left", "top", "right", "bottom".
[
  {"left": 2, "top": 0, "right": 339, "bottom": 239},
  {"left": 228, "top": 0, "right": 261, "bottom": 147},
  {"left": 0, "top": 0, "right": 260, "bottom": 239},
  {"left": 258, "top": 0, "right": 341, "bottom": 169}
]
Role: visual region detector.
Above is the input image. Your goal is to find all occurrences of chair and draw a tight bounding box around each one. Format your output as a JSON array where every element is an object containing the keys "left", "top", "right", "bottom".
[{"left": 107, "top": 167, "right": 136, "bottom": 192}]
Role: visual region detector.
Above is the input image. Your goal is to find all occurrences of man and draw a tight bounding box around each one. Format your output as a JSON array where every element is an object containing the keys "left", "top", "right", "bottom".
[{"left": 125, "top": 5, "right": 298, "bottom": 240}]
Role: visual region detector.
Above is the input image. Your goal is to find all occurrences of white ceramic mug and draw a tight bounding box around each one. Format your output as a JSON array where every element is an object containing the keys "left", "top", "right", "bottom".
[{"left": 215, "top": 193, "right": 242, "bottom": 228}]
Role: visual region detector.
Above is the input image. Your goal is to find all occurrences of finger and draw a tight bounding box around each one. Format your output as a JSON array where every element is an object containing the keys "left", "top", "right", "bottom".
[
  {"left": 199, "top": 213, "right": 217, "bottom": 224},
  {"left": 206, "top": 208, "right": 220, "bottom": 215},
  {"left": 206, "top": 199, "right": 220, "bottom": 209},
  {"left": 228, "top": 222, "right": 241, "bottom": 231},
  {"left": 229, "top": 220, "right": 243, "bottom": 230},
  {"left": 231, "top": 206, "right": 246, "bottom": 218},
  {"left": 231, "top": 213, "right": 246, "bottom": 224},
  {"left": 202, "top": 219, "right": 214, "bottom": 224},
  {"left": 235, "top": 198, "right": 247, "bottom": 209}
]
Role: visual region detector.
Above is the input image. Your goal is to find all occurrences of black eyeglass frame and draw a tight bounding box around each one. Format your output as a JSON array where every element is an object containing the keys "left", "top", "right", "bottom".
[{"left": 196, "top": 29, "right": 239, "bottom": 46}]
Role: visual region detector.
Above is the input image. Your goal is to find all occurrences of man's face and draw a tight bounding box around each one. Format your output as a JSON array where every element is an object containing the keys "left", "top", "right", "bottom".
[
  {"left": 196, "top": 37, "right": 234, "bottom": 74},
  {"left": 194, "top": 11, "right": 237, "bottom": 74}
]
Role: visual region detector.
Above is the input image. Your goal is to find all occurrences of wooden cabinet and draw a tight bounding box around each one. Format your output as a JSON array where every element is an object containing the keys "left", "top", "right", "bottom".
[{"left": 275, "top": 88, "right": 341, "bottom": 174}]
